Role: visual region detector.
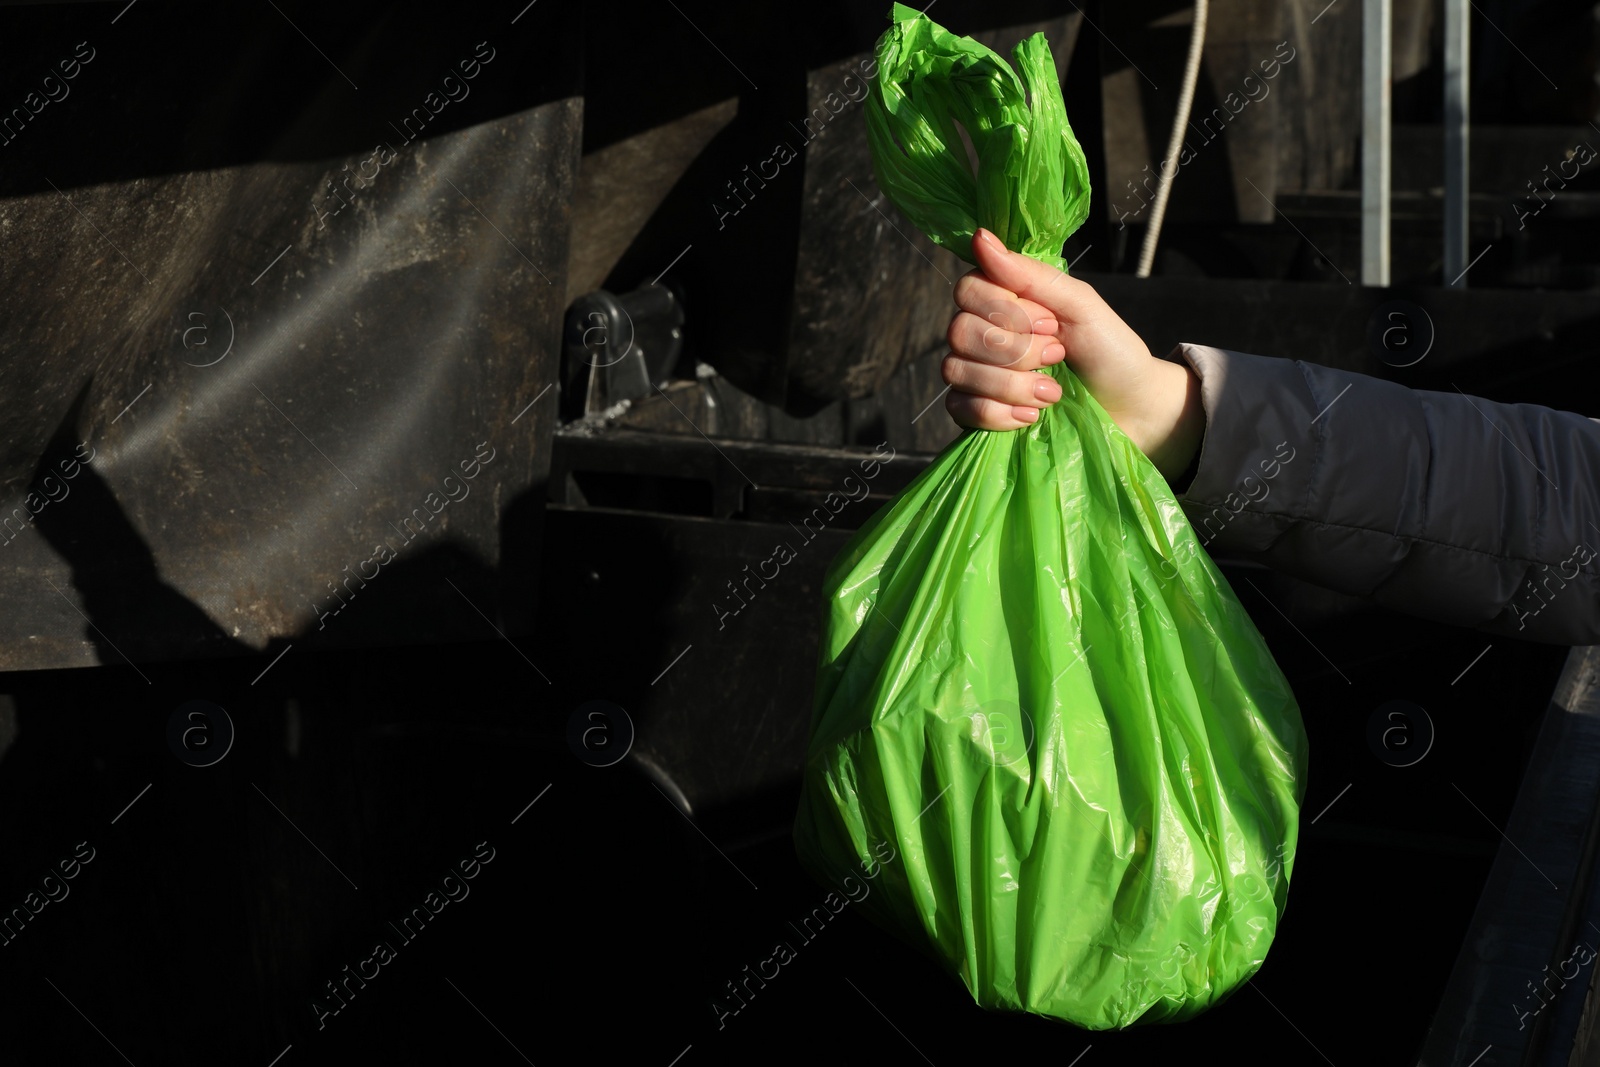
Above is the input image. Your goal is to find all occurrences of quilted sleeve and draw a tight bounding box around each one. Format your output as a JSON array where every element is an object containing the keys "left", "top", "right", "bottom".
[{"left": 1161, "top": 343, "right": 1600, "bottom": 645}]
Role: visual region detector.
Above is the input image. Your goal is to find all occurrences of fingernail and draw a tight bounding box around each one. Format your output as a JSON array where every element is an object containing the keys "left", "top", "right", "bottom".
[
  {"left": 1034, "top": 378, "right": 1062, "bottom": 402},
  {"left": 1015, "top": 407, "right": 1038, "bottom": 423},
  {"left": 976, "top": 228, "right": 997, "bottom": 249},
  {"left": 1032, "top": 318, "right": 1058, "bottom": 334},
  {"left": 1044, "top": 343, "right": 1065, "bottom": 363}
]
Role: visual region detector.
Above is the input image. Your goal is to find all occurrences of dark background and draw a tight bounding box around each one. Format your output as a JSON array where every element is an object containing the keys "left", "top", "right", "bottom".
[{"left": 0, "top": 2, "right": 1595, "bottom": 1065}]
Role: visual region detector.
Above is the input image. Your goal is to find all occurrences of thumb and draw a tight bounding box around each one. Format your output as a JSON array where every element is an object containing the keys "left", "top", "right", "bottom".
[{"left": 972, "top": 228, "right": 1093, "bottom": 324}]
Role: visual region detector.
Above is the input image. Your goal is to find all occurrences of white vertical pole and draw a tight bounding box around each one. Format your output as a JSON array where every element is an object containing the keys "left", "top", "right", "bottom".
[
  {"left": 1443, "top": 0, "right": 1470, "bottom": 286},
  {"left": 1362, "top": 0, "right": 1392, "bottom": 287}
]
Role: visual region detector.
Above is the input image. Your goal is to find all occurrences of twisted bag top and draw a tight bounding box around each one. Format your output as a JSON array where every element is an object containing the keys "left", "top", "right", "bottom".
[{"left": 792, "top": 4, "right": 1309, "bottom": 1029}]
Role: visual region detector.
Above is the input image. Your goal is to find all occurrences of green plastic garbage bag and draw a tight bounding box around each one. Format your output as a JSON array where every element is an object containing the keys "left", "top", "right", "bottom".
[{"left": 792, "top": 4, "right": 1309, "bottom": 1030}]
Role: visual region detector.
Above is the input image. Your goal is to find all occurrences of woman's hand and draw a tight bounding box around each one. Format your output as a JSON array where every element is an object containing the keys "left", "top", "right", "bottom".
[{"left": 942, "top": 228, "right": 1206, "bottom": 482}]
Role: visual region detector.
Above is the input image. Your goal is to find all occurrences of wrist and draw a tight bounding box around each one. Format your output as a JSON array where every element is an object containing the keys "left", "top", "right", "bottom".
[{"left": 1142, "top": 360, "right": 1206, "bottom": 484}]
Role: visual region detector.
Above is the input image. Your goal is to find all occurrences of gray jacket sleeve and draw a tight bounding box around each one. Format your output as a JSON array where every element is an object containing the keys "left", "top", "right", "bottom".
[{"left": 1161, "top": 343, "right": 1600, "bottom": 646}]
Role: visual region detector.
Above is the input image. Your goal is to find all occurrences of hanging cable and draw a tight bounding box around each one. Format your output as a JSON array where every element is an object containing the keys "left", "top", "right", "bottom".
[{"left": 1136, "top": 0, "right": 1209, "bottom": 278}]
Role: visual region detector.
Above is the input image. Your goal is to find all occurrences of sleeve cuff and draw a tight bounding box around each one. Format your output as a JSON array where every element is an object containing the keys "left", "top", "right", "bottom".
[
  {"left": 1155, "top": 342, "right": 1318, "bottom": 555},
  {"left": 1157, "top": 343, "right": 1218, "bottom": 501}
]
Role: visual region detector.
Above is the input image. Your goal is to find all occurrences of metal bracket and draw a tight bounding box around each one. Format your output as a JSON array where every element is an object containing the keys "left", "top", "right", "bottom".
[{"left": 561, "top": 283, "right": 685, "bottom": 421}]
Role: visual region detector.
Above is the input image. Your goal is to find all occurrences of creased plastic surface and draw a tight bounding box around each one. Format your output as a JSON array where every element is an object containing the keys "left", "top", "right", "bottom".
[
  {"left": 862, "top": 2, "right": 1090, "bottom": 270},
  {"left": 792, "top": 3, "right": 1309, "bottom": 1030}
]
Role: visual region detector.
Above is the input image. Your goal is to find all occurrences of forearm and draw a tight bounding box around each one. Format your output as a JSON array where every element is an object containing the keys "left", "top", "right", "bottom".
[{"left": 1161, "top": 343, "right": 1600, "bottom": 645}]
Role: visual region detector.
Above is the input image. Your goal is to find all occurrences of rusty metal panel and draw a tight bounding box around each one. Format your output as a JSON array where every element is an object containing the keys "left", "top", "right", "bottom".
[{"left": 0, "top": 0, "right": 580, "bottom": 671}]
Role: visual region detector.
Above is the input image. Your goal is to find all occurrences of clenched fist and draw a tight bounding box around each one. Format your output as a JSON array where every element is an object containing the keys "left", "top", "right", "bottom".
[{"left": 942, "top": 228, "right": 1205, "bottom": 483}]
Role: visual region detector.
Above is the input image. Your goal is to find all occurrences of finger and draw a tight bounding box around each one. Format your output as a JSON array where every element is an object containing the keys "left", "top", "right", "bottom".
[
  {"left": 971, "top": 228, "right": 1101, "bottom": 324},
  {"left": 947, "top": 311, "right": 1065, "bottom": 369},
  {"left": 945, "top": 389, "right": 1041, "bottom": 431},
  {"left": 953, "top": 272, "right": 1058, "bottom": 334},
  {"left": 942, "top": 354, "right": 1064, "bottom": 409},
  {"left": 948, "top": 311, "right": 1067, "bottom": 368}
]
